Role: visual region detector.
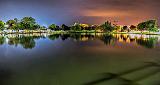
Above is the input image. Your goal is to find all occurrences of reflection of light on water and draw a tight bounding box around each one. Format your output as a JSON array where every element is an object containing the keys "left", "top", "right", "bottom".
[
  {"left": 115, "top": 34, "right": 160, "bottom": 41},
  {"left": 5, "top": 37, "right": 9, "bottom": 44},
  {"left": 4, "top": 41, "right": 12, "bottom": 58},
  {"left": 130, "top": 34, "right": 136, "bottom": 39},
  {"left": 126, "top": 38, "right": 130, "bottom": 43},
  {"left": 0, "top": 33, "right": 160, "bottom": 49},
  {"left": 128, "top": 34, "right": 151, "bottom": 39},
  {"left": 158, "top": 36, "right": 160, "bottom": 42},
  {"left": 81, "top": 37, "right": 89, "bottom": 41},
  {"left": 111, "top": 34, "right": 160, "bottom": 48}
]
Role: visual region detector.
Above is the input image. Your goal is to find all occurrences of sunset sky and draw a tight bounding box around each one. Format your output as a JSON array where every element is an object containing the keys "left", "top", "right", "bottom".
[{"left": 0, "top": 0, "right": 160, "bottom": 26}]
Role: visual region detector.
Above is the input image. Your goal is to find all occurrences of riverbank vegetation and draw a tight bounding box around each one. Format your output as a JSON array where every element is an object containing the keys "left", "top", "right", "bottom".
[{"left": 0, "top": 17, "right": 159, "bottom": 34}]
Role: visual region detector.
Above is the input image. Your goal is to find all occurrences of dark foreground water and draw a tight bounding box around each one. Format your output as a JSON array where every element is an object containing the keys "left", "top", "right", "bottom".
[{"left": 0, "top": 33, "right": 160, "bottom": 85}]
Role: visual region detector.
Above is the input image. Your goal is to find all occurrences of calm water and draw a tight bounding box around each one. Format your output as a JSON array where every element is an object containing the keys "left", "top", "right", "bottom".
[{"left": 0, "top": 33, "right": 160, "bottom": 85}]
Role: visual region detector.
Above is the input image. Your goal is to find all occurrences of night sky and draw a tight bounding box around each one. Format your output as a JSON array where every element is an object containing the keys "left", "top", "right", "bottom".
[{"left": 0, "top": 0, "right": 160, "bottom": 26}]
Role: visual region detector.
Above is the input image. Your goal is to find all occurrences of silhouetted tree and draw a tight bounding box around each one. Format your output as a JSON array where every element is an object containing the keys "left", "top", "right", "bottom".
[
  {"left": 101, "top": 21, "right": 115, "bottom": 32},
  {"left": 61, "top": 24, "right": 70, "bottom": 31},
  {"left": 130, "top": 25, "right": 137, "bottom": 30},
  {"left": 122, "top": 26, "right": 129, "bottom": 32}
]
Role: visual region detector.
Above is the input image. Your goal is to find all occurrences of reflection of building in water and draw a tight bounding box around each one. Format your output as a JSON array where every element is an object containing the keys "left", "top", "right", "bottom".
[
  {"left": 81, "top": 37, "right": 89, "bottom": 41},
  {"left": 113, "top": 34, "right": 159, "bottom": 42},
  {"left": 69, "top": 33, "right": 96, "bottom": 42},
  {"left": 43, "top": 33, "right": 160, "bottom": 49},
  {"left": 111, "top": 34, "right": 160, "bottom": 48}
]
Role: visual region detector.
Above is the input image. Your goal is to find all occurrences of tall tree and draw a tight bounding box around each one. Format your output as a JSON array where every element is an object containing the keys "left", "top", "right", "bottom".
[
  {"left": 20, "top": 17, "right": 36, "bottom": 30},
  {"left": 130, "top": 25, "right": 137, "bottom": 30},
  {"left": 0, "top": 20, "right": 5, "bottom": 30},
  {"left": 122, "top": 26, "right": 129, "bottom": 32},
  {"left": 114, "top": 25, "right": 122, "bottom": 32},
  {"left": 61, "top": 24, "right": 70, "bottom": 31},
  {"left": 6, "top": 20, "right": 17, "bottom": 30},
  {"left": 101, "top": 21, "right": 115, "bottom": 32},
  {"left": 14, "top": 18, "right": 19, "bottom": 23},
  {"left": 146, "top": 20, "right": 158, "bottom": 32},
  {"left": 137, "top": 20, "right": 158, "bottom": 32},
  {"left": 33, "top": 24, "right": 40, "bottom": 30},
  {"left": 48, "top": 24, "right": 57, "bottom": 30},
  {"left": 71, "top": 22, "right": 82, "bottom": 31}
]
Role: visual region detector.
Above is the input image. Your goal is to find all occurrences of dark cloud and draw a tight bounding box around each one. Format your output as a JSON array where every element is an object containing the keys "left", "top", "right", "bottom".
[{"left": 0, "top": 0, "right": 160, "bottom": 25}]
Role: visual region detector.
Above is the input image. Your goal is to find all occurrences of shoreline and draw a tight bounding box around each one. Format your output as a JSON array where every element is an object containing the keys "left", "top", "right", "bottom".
[{"left": 0, "top": 30, "right": 160, "bottom": 35}]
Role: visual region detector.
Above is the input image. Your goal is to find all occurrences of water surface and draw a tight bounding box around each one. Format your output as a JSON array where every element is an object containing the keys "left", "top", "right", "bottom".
[{"left": 0, "top": 33, "right": 160, "bottom": 85}]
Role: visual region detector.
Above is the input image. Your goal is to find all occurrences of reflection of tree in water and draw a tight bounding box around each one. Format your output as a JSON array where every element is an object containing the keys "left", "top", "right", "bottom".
[
  {"left": 48, "top": 34, "right": 60, "bottom": 40},
  {"left": 48, "top": 34, "right": 71, "bottom": 41},
  {"left": 111, "top": 34, "right": 159, "bottom": 48},
  {"left": 8, "top": 37, "right": 19, "bottom": 46},
  {"left": 136, "top": 37, "right": 158, "bottom": 48},
  {"left": 48, "top": 33, "right": 95, "bottom": 41},
  {"left": 99, "top": 34, "right": 115, "bottom": 45},
  {"left": 7, "top": 36, "right": 44, "bottom": 49},
  {"left": 19, "top": 36, "right": 36, "bottom": 49},
  {"left": 42, "top": 34, "right": 160, "bottom": 49},
  {"left": 70, "top": 33, "right": 95, "bottom": 41},
  {"left": 0, "top": 36, "right": 5, "bottom": 45},
  {"left": 1, "top": 34, "right": 160, "bottom": 49},
  {"left": 84, "top": 62, "right": 160, "bottom": 85},
  {"left": 70, "top": 33, "right": 81, "bottom": 40},
  {"left": 60, "top": 34, "right": 70, "bottom": 40}
]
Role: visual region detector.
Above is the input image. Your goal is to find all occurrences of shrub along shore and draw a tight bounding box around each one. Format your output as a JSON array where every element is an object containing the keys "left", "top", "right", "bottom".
[{"left": 0, "top": 17, "right": 160, "bottom": 35}]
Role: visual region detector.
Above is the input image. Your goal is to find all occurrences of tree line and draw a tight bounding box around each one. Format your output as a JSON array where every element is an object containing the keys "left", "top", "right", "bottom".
[{"left": 0, "top": 17, "right": 159, "bottom": 32}]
